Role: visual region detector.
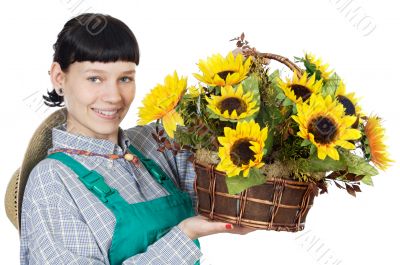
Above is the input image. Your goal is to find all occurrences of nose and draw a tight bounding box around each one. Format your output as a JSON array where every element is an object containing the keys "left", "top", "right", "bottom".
[{"left": 102, "top": 82, "right": 122, "bottom": 103}]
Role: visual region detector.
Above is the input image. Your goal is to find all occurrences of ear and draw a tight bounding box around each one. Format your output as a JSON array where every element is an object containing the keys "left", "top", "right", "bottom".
[{"left": 49, "top": 62, "right": 66, "bottom": 95}]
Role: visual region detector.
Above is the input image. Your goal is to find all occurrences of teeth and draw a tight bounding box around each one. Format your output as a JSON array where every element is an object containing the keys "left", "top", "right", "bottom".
[{"left": 93, "top": 109, "right": 118, "bottom": 116}]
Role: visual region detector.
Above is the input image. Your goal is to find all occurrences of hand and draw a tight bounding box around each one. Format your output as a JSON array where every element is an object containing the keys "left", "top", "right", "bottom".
[{"left": 178, "top": 215, "right": 258, "bottom": 240}]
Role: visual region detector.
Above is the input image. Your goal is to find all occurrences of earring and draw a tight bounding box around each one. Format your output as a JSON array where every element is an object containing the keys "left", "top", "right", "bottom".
[{"left": 58, "top": 88, "right": 64, "bottom": 96}]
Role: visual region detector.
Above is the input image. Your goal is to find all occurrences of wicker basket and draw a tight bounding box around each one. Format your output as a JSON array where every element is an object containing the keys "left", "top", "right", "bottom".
[
  {"left": 191, "top": 51, "right": 321, "bottom": 232},
  {"left": 193, "top": 161, "right": 318, "bottom": 232}
]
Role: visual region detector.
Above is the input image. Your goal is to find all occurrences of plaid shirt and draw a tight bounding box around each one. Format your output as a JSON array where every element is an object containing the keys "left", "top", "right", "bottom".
[{"left": 20, "top": 122, "right": 203, "bottom": 265}]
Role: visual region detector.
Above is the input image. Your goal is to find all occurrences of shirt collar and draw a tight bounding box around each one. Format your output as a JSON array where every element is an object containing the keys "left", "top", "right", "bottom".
[{"left": 48, "top": 122, "right": 132, "bottom": 155}]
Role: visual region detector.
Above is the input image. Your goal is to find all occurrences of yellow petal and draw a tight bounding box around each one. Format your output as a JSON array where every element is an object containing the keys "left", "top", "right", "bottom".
[
  {"left": 317, "top": 145, "right": 327, "bottom": 160},
  {"left": 327, "top": 147, "right": 340, "bottom": 160}
]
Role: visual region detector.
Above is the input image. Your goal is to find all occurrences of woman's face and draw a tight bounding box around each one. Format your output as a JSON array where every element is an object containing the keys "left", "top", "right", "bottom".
[{"left": 50, "top": 60, "right": 136, "bottom": 143}]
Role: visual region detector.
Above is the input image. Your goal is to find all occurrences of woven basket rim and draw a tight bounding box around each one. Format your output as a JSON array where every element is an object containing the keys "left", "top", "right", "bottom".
[{"left": 193, "top": 159, "right": 315, "bottom": 187}]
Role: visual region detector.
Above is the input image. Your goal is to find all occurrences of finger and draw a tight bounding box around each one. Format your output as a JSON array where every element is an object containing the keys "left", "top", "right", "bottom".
[
  {"left": 205, "top": 221, "right": 235, "bottom": 234},
  {"left": 196, "top": 215, "right": 227, "bottom": 224}
]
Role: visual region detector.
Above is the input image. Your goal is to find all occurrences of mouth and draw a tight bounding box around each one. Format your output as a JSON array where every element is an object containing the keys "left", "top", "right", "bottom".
[{"left": 91, "top": 108, "right": 121, "bottom": 120}]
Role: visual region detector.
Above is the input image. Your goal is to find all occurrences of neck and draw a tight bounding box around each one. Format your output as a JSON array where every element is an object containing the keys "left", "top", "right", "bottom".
[{"left": 66, "top": 118, "right": 119, "bottom": 146}]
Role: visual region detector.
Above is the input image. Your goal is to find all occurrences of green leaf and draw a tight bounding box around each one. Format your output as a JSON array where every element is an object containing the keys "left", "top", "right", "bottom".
[
  {"left": 241, "top": 74, "right": 259, "bottom": 95},
  {"left": 301, "top": 139, "right": 311, "bottom": 146},
  {"left": 339, "top": 150, "right": 379, "bottom": 179},
  {"left": 214, "top": 86, "right": 221, "bottom": 95},
  {"left": 241, "top": 74, "right": 261, "bottom": 114},
  {"left": 264, "top": 128, "right": 274, "bottom": 156},
  {"left": 292, "top": 104, "right": 298, "bottom": 114},
  {"left": 225, "top": 167, "right": 267, "bottom": 194},
  {"left": 276, "top": 92, "right": 286, "bottom": 100},
  {"left": 294, "top": 56, "right": 303, "bottom": 63},
  {"left": 282, "top": 98, "right": 292, "bottom": 107},
  {"left": 206, "top": 109, "right": 220, "bottom": 119},
  {"left": 361, "top": 175, "right": 374, "bottom": 186},
  {"left": 269, "top": 69, "right": 280, "bottom": 82},
  {"left": 297, "top": 153, "right": 346, "bottom": 172},
  {"left": 256, "top": 100, "right": 283, "bottom": 156},
  {"left": 309, "top": 144, "right": 317, "bottom": 155},
  {"left": 322, "top": 73, "right": 341, "bottom": 97},
  {"left": 304, "top": 60, "right": 317, "bottom": 75},
  {"left": 268, "top": 70, "right": 281, "bottom": 92}
]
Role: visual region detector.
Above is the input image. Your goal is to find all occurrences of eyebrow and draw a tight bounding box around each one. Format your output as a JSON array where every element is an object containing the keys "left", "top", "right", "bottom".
[{"left": 83, "top": 69, "right": 136, "bottom": 74}]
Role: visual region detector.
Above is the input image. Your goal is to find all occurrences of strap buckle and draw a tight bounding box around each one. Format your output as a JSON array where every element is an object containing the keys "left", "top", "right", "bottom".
[
  {"left": 80, "top": 172, "right": 116, "bottom": 203},
  {"left": 91, "top": 181, "right": 116, "bottom": 203},
  {"left": 149, "top": 167, "right": 167, "bottom": 183}
]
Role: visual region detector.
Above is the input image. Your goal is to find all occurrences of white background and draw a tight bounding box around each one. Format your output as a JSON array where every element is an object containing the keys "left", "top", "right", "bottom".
[{"left": 1, "top": 0, "right": 399, "bottom": 264}]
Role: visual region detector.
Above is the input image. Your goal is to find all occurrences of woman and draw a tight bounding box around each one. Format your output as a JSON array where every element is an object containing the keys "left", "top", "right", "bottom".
[{"left": 20, "top": 13, "right": 255, "bottom": 265}]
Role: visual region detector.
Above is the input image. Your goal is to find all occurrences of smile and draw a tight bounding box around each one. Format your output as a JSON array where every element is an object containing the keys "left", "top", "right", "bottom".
[{"left": 92, "top": 108, "right": 120, "bottom": 120}]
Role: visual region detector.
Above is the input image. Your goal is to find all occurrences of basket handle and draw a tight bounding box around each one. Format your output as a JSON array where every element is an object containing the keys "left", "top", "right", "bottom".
[
  {"left": 258, "top": 52, "right": 303, "bottom": 78},
  {"left": 242, "top": 48, "right": 304, "bottom": 78}
]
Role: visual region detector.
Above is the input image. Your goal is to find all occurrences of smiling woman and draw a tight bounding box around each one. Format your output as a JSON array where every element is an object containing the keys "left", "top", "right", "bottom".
[
  {"left": 49, "top": 60, "right": 137, "bottom": 144},
  {"left": 44, "top": 12, "right": 139, "bottom": 144},
  {"left": 5, "top": 12, "right": 256, "bottom": 265}
]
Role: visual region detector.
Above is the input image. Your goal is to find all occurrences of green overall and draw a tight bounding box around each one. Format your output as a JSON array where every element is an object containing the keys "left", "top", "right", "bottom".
[{"left": 47, "top": 144, "right": 201, "bottom": 265}]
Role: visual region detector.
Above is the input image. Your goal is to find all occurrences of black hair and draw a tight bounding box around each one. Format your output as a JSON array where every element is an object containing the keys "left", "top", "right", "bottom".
[{"left": 43, "top": 13, "right": 140, "bottom": 107}]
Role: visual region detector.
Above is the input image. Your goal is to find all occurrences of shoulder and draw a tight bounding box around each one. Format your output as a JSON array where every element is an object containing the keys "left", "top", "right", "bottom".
[
  {"left": 23, "top": 158, "right": 68, "bottom": 206},
  {"left": 125, "top": 122, "right": 158, "bottom": 142},
  {"left": 124, "top": 122, "right": 162, "bottom": 153},
  {"left": 124, "top": 122, "right": 182, "bottom": 181},
  {"left": 124, "top": 122, "right": 192, "bottom": 160}
]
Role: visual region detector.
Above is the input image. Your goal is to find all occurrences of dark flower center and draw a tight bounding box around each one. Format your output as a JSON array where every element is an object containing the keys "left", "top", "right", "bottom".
[
  {"left": 290, "top": 84, "right": 312, "bottom": 101},
  {"left": 336, "top": 95, "right": 356, "bottom": 116},
  {"left": 230, "top": 139, "right": 255, "bottom": 166},
  {"left": 217, "top": 70, "right": 236, "bottom": 81},
  {"left": 307, "top": 116, "right": 338, "bottom": 144},
  {"left": 218, "top": 97, "right": 247, "bottom": 115}
]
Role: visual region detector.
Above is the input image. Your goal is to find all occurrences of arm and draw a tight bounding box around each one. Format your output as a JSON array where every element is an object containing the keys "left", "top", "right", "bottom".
[
  {"left": 21, "top": 157, "right": 202, "bottom": 265},
  {"left": 172, "top": 149, "right": 198, "bottom": 210},
  {"left": 20, "top": 160, "right": 106, "bottom": 265},
  {"left": 122, "top": 226, "right": 201, "bottom": 264},
  {"left": 126, "top": 123, "right": 198, "bottom": 209}
]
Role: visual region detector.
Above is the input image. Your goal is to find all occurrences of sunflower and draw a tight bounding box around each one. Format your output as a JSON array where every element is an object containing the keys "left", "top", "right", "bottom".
[
  {"left": 137, "top": 71, "right": 186, "bottom": 138},
  {"left": 205, "top": 84, "right": 259, "bottom": 121},
  {"left": 193, "top": 51, "right": 252, "bottom": 86},
  {"left": 216, "top": 120, "right": 268, "bottom": 177},
  {"left": 278, "top": 72, "right": 323, "bottom": 104},
  {"left": 364, "top": 116, "right": 394, "bottom": 170},
  {"left": 292, "top": 94, "right": 362, "bottom": 160},
  {"left": 334, "top": 81, "right": 362, "bottom": 117},
  {"left": 305, "top": 52, "right": 334, "bottom": 80}
]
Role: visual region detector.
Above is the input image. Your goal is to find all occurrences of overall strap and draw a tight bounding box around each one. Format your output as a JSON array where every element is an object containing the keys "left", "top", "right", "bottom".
[
  {"left": 47, "top": 152, "right": 129, "bottom": 208},
  {"left": 128, "top": 144, "right": 181, "bottom": 195}
]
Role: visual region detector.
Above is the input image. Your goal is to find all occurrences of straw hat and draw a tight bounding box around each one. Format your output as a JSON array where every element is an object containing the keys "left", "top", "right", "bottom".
[{"left": 4, "top": 107, "right": 68, "bottom": 230}]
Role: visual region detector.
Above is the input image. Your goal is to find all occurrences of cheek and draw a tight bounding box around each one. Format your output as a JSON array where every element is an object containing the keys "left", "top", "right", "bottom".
[
  {"left": 65, "top": 83, "right": 98, "bottom": 107},
  {"left": 124, "top": 85, "right": 136, "bottom": 103}
]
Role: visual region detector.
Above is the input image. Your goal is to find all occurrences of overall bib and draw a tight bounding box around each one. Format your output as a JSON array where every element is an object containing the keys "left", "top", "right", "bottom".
[{"left": 47, "top": 144, "right": 201, "bottom": 265}]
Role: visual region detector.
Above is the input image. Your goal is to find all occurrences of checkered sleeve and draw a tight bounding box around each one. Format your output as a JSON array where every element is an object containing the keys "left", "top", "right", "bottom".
[
  {"left": 124, "top": 123, "right": 203, "bottom": 263},
  {"left": 21, "top": 159, "right": 202, "bottom": 265},
  {"left": 173, "top": 149, "right": 198, "bottom": 210},
  {"left": 20, "top": 160, "right": 106, "bottom": 265},
  {"left": 123, "top": 226, "right": 202, "bottom": 264},
  {"left": 127, "top": 123, "right": 199, "bottom": 210}
]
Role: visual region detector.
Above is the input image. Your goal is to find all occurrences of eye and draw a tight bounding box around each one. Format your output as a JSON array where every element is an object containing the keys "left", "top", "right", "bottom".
[
  {"left": 87, "top": 76, "right": 102, "bottom": 83},
  {"left": 120, "top": 76, "right": 134, "bottom": 83}
]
